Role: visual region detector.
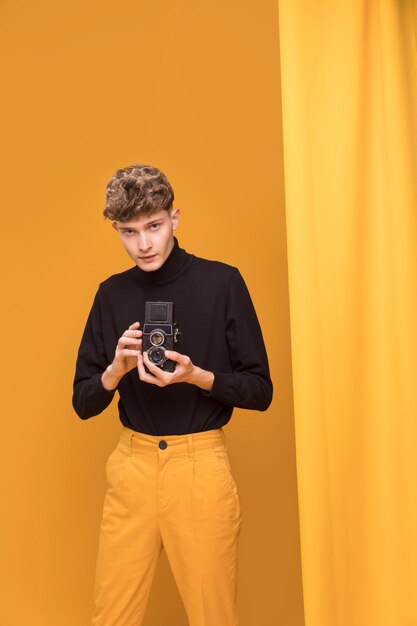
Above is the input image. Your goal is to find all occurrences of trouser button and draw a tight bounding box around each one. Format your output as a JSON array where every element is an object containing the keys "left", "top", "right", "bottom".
[{"left": 158, "top": 440, "right": 168, "bottom": 450}]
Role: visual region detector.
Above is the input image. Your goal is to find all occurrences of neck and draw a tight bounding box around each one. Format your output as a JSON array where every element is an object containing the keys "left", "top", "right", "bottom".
[{"left": 134, "top": 236, "right": 191, "bottom": 286}]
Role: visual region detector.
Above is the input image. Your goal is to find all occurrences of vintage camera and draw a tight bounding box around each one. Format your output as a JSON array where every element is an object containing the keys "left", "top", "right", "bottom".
[{"left": 142, "top": 301, "right": 181, "bottom": 373}]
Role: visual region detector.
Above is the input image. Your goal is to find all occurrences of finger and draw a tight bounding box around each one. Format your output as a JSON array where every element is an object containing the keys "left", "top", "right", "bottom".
[
  {"left": 117, "top": 344, "right": 141, "bottom": 356},
  {"left": 119, "top": 349, "right": 141, "bottom": 357},
  {"left": 123, "top": 329, "right": 142, "bottom": 338},
  {"left": 128, "top": 321, "right": 141, "bottom": 329},
  {"left": 142, "top": 352, "right": 165, "bottom": 377},
  {"left": 137, "top": 353, "right": 164, "bottom": 386},
  {"left": 164, "top": 350, "right": 190, "bottom": 366},
  {"left": 143, "top": 352, "right": 173, "bottom": 384},
  {"left": 118, "top": 336, "right": 142, "bottom": 347},
  {"left": 118, "top": 340, "right": 142, "bottom": 352}
]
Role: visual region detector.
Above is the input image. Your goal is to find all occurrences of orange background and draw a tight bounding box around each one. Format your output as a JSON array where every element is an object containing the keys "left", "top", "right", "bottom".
[{"left": 0, "top": 1, "right": 303, "bottom": 624}]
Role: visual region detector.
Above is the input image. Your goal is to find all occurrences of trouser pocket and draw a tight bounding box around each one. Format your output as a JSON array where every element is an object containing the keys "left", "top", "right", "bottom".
[
  {"left": 208, "top": 446, "right": 242, "bottom": 523},
  {"left": 105, "top": 443, "right": 131, "bottom": 492}
]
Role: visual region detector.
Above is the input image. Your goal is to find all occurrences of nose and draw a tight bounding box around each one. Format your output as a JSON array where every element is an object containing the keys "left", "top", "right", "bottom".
[{"left": 138, "top": 233, "right": 151, "bottom": 253}]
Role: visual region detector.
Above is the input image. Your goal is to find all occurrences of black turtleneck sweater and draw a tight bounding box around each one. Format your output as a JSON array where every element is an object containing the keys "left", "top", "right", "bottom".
[{"left": 72, "top": 237, "right": 273, "bottom": 435}]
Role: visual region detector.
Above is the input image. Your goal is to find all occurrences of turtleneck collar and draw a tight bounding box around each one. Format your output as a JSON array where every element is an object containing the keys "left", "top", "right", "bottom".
[{"left": 133, "top": 236, "right": 192, "bottom": 286}]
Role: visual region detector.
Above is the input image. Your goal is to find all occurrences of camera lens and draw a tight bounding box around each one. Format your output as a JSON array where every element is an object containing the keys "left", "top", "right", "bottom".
[
  {"left": 150, "top": 329, "right": 165, "bottom": 346},
  {"left": 148, "top": 346, "right": 166, "bottom": 366}
]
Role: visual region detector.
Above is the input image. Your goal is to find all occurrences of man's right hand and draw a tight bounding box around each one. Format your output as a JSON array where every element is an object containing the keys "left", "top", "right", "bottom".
[{"left": 101, "top": 322, "right": 142, "bottom": 390}]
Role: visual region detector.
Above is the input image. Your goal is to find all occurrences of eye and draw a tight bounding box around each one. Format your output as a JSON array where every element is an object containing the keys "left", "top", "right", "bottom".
[
  {"left": 149, "top": 223, "right": 160, "bottom": 231},
  {"left": 124, "top": 229, "right": 135, "bottom": 236}
]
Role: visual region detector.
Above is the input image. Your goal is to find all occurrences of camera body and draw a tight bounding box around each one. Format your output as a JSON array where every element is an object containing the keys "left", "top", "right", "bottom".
[{"left": 142, "top": 301, "right": 180, "bottom": 373}]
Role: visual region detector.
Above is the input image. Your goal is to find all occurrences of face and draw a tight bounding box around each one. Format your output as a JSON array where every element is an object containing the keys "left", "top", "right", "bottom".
[{"left": 112, "top": 207, "right": 180, "bottom": 272}]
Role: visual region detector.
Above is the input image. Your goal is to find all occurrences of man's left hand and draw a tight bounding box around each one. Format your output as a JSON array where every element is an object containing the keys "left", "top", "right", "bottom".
[{"left": 137, "top": 350, "right": 214, "bottom": 391}]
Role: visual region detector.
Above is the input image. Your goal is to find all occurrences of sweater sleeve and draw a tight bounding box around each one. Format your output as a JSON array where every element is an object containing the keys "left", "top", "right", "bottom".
[
  {"left": 202, "top": 268, "right": 273, "bottom": 411},
  {"left": 72, "top": 285, "right": 116, "bottom": 419}
]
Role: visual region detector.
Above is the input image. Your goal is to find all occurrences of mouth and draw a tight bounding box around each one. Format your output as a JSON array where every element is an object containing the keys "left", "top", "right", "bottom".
[{"left": 139, "top": 254, "right": 157, "bottom": 262}]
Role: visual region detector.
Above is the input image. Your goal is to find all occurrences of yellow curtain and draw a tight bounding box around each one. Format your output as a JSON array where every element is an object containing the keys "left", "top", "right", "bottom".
[{"left": 278, "top": 2, "right": 417, "bottom": 625}]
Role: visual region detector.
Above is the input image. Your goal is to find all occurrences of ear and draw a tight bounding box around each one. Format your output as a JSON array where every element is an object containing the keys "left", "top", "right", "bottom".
[
  {"left": 171, "top": 207, "right": 180, "bottom": 231},
  {"left": 111, "top": 221, "right": 118, "bottom": 231}
]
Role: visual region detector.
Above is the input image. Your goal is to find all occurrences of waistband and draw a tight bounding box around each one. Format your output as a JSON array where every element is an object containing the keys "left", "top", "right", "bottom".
[{"left": 119, "top": 426, "right": 228, "bottom": 459}]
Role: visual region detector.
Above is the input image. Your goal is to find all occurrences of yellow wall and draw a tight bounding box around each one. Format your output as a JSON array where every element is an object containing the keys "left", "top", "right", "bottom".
[{"left": 0, "top": 2, "right": 303, "bottom": 624}]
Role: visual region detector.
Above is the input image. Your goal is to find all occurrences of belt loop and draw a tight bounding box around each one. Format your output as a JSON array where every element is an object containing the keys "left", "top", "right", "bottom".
[
  {"left": 187, "top": 434, "right": 194, "bottom": 461},
  {"left": 129, "top": 431, "right": 134, "bottom": 456},
  {"left": 220, "top": 428, "right": 228, "bottom": 450}
]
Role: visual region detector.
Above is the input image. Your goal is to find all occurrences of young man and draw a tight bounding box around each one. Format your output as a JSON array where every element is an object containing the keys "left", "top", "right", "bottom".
[{"left": 73, "top": 164, "right": 273, "bottom": 626}]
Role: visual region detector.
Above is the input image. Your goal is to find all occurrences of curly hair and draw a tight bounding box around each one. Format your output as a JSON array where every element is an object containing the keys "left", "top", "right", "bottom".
[{"left": 103, "top": 163, "right": 174, "bottom": 222}]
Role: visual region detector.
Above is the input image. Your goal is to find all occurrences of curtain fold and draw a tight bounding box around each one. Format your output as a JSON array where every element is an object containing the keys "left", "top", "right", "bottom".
[{"left": 278, "top": 1, "right": 417, "bottom": 625}]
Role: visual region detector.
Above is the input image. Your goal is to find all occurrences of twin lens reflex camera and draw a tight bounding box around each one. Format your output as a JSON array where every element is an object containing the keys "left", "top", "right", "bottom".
[{"left": 142, "top": 301, "right": 181, "bottom": 373}]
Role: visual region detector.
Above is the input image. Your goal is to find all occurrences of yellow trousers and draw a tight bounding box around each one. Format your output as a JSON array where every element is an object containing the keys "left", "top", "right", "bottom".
[{"left": 92, "top": 426, "right": 242, "bottom": 626}]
